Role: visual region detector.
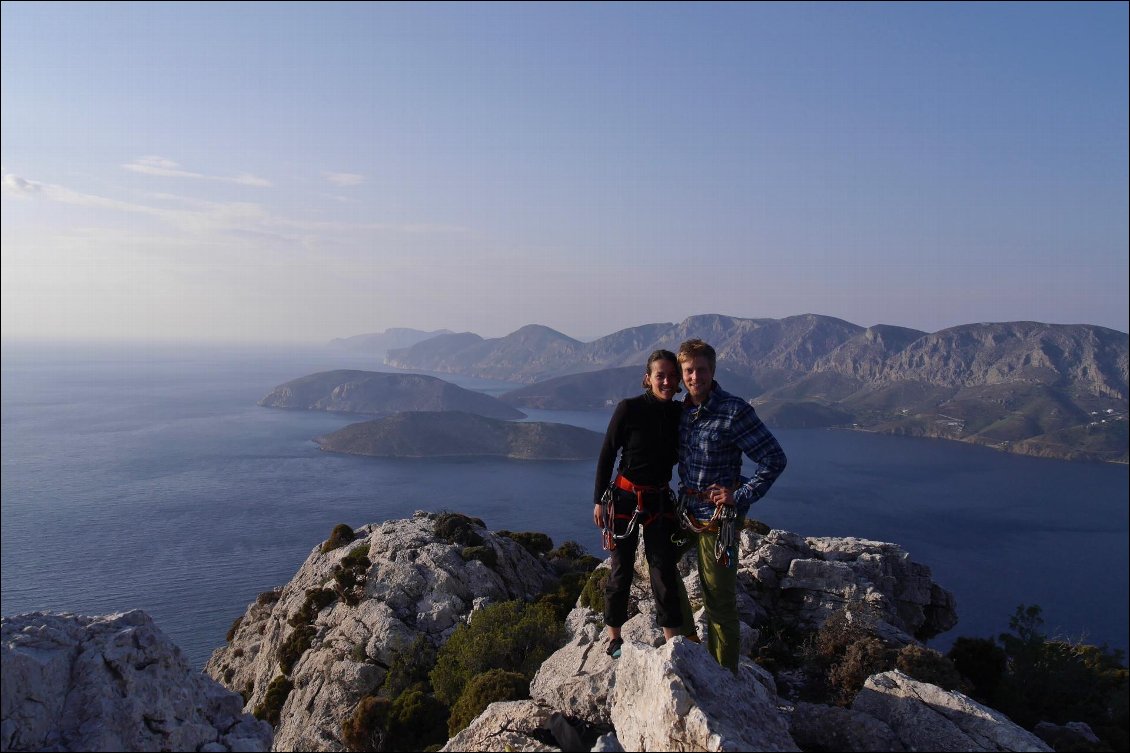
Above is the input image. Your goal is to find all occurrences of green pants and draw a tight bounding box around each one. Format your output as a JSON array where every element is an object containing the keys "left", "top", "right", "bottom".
[{"left": 676, "top": 520, "right": 742, "bottom": 672}]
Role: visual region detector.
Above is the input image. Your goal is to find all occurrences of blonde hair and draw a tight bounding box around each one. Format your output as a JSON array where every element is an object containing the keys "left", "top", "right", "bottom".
[{"left": 677, "top": 338, "right": 716, "bottom": 372}]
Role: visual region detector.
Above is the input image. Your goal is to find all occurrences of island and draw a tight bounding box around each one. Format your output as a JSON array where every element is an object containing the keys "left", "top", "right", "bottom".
[
  {"left": 313, "top": 411, "right": 604, "bottom": 460},
  {"left": 258, "top": 370, "right": 525, "bottom": 420}
]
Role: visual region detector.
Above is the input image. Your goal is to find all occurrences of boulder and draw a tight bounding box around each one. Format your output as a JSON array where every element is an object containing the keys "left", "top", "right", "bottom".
[
  {"left": 1, "top": 610, "right": 271, "bottom": 753},
  {"left": 610, "top": 637, "right": 799, "bottom": 752},
  {"left": 852, "top": 671, "right": 1053, "bottom": 752}
]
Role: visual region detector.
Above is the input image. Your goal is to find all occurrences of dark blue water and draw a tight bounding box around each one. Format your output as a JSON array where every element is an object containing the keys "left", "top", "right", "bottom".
[{"left": 2, "top": 341, "right": 1126, "bottom": 669}]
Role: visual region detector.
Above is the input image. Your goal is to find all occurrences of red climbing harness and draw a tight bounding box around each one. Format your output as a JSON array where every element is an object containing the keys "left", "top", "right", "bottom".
[{"left": 600, "top": 475, "right": 674, "bottom": 551}]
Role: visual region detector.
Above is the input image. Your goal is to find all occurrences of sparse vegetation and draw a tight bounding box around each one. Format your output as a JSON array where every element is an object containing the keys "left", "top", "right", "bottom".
[
  {"left": 947, "top": 605, "right": 1129, "bottom": 751},
  {"left": 497, "top": 530, "right": 553, "bottom": 556},
  {"left": 460, "top": 545, "right": 497, "bottom": 568},
  {"left": 429, "top": 599, "right": 564, "bottom": 706},
  {"left": 253, "top": 675, "right": 293, "bottom": 727},
  {"left": 278, "top": 623, "right": 315, "bottom": 675},
  {"left": 381, "top": 635, "right": 438, "bottom": 699},
  {"left": 447, "top": 669, "right": 529, "bottom": 737},
  {"left": 322, "top": 523, "right": 356, "bottom": 553},
  {"left": 579, "top": 568, "right": 610, "bottom": 614},
  {"left": 743, "top": 519, "right": 771, "bottom": 535},
  {"left": 226, "top": 615, "right": 243, "bottom": 642},
  {"left": 433, "top": 512, "right": 486, "bottom": 547}
]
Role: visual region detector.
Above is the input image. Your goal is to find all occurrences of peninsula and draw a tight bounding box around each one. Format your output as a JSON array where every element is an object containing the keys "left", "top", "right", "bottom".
[
  {"left": 314, "top": 411, "right": 603, "bottom": 460},
  {"left": 258, "top": 370, "right": 524, "bottom": 420}
]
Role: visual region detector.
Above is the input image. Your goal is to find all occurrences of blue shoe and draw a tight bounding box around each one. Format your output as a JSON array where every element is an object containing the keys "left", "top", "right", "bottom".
[{"left": 607, "top": 637, "right": 623, "bottom": 658}]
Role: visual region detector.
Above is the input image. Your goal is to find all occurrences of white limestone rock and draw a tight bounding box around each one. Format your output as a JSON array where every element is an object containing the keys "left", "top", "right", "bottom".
[
  {"left": 609, "top": 637, "right": 799, "bottom": 752},
  {"left": 1, "top": 610, "right": 271, "bottom": 753},
  {"left": 852, "top": 671, "right": 1053, "bottom": 752},
  {"left": 440, "top": 700, "right": 559, "bottom": 752},
  {"left": 206, "top": 512, "right": 560, "bottom": 752}
]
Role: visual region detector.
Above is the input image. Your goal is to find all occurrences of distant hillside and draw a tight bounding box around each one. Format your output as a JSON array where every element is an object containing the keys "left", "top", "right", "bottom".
[
  {"left": 377, "top": 315, "right": 1128, "bottom": 462},
  {"left": 329, "top": 328, "right": 453, "bottom": 353},
  {"left": 314, "top": 411, "right": 602, "bottom": 460},
  {"left": 500, "top": 365, "right": 762, "bottom": 411},
  {"left": 386, "top": 325, "right": 587, "bottom": 382},
  {"left": 258, "top": 370, "right": 525, "bottom": 420}
]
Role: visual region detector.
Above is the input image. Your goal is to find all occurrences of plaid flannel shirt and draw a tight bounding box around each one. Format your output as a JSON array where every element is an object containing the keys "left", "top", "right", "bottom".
[{"left": 678, "top": 382, "right": 787, "bottom": 520}]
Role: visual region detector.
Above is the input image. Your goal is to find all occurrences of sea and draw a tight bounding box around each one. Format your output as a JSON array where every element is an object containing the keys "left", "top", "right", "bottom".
[{"left": 2, "top": 340, "right": 1127, "bottom": 671}]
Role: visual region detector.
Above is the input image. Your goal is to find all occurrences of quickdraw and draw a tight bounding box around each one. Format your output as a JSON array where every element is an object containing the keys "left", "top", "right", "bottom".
[
  {"left": 677, "top": 487, "right": 740, "bottom": 566},
  {"left": 601, "top": 475, "right": 674, "bottom": 552}
]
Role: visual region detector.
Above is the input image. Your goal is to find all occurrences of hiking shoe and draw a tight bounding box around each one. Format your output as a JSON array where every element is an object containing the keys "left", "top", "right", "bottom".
[{"left": 606, "top": 637, "right": 623, "bottom": 659}]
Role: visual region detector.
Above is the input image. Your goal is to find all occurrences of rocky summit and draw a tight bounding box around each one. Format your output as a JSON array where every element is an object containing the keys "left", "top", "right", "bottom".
[{"left": 4, "top": 513, "right": 1065, "bottom": 752}]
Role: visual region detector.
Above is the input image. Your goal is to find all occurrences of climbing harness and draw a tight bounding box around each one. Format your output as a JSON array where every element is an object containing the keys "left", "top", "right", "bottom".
[
  {"left": 677, "top": 486, "right": 740, "bottom": 566},
  {"left": 600, "top": 475, "right": 675, "bottom": 551}
]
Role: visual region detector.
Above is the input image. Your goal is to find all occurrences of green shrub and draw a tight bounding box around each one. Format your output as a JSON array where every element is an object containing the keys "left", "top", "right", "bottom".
[
  {"left": 947, "top": 636, "right": 1007, "bottom": 700},
  {"left": 388, "top": 689, "right": 450, "bottom": 751},
  {"left": 341, "top": 695, "right": 391, "bottom": 752},
  {"left": 828, "top": 636, "right": 894, "bottom": 705},
  {"left": 896, "top": 644, "right": 965, "bottom": 692},
  {"left": 536, "top": 570, "right": 589, "bottom": 622},
  {"left": 447, "top": 669, "right": 529, "bottom": 737},
  {"left": 256, "top": 590, "right": 281, "bottom": 606},
  {"left": 430, "top": 599, "right": 564, "bottom": 706},
  {"left": 343, "top": 543, "right": 372, "bottom": 569},
  {"left": 743, "top": 519, "right": 771, "bottom": 535},
  {"left": 322, "top": 523, "right": 356, "bottom": 553},
  {"left": 226, "top": 615, "right": 244, "bottom": 643},
  {"left": 548, "top": 540, "right": 587, "bottom": 561},
  {"left": 381, "top": 635, "right": 438, "bottom": 699},
  {"left": 579, "top": 568, "right": 609, "bottom": 614},
  {"left": 332, "top": 545, "right": 371, "bottom": 606},
  {"left": 278, "top": 623, "right": 315, "bottom": 675},
  {"left": 289, "top": 587, "right": 339, "bottom": 627},
  {"left": 434, "top": 512, "right": 485, "bottom": 547},
  {"left": 253, "top": 675, "right": 293, "bottom": 727},
  {"left": 497, "top": 530, "right": 553, "bottom": 556},
  {"left": 460, "top": 545, "right": 498, "bottom": 568}
]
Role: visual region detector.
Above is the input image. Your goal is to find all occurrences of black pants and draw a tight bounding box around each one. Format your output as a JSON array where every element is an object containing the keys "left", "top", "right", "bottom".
[{"left": 604, "top": 488, "right": 682, "bottom": 629}]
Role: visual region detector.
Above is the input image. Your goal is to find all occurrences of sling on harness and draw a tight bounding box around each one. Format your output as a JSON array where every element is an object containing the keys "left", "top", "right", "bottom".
[
  {"left": 600, "top": 474, "right": 675, "bottom": 552},
  {"left": 677, "top": 486, "right": 740, "bottom": 567}
]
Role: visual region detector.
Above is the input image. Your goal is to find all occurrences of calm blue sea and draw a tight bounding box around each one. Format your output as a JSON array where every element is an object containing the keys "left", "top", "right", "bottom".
[{"left": 2, "top": 341, "right": 1127, "bottom": 670}]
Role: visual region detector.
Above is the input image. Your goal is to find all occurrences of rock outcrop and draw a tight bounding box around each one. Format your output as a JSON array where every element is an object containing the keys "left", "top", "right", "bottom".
[
  {"left": 5, "top": 514, "right": 1070, "bottom": 753},
  {"left": 205, "top": 513, "right": 561, "bottom": 751},
  {"left": 1, "top": 610, "right": 271, "bottom": 752}
]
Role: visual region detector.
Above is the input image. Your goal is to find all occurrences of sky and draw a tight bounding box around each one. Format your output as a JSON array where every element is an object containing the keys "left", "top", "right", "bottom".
[{"left": 2, "top": 2, "right": 1127, "bottom": 344}]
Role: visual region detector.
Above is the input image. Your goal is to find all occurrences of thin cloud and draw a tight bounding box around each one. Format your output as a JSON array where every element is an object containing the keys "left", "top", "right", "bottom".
[
  {"left": 122, "top": 156, "right": 272, "bottom": 187},
  {"left": 323, "top": 172, "right": 365, "bottom": 187}
]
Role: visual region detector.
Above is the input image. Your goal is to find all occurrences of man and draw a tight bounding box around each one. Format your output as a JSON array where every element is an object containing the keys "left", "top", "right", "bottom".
[{"left": 676, "top": 338, "right": 787, "bottom": 671}]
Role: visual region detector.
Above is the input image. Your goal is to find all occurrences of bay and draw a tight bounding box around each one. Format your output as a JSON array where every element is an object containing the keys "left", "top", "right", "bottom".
[{"left": 2, "top": 341, "right": 1126, "bottom": 670}]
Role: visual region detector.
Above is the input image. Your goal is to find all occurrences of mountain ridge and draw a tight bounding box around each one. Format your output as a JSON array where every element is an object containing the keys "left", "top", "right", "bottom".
[{"left": 377, "top": 314, "right": 1128, "bottom": 463}]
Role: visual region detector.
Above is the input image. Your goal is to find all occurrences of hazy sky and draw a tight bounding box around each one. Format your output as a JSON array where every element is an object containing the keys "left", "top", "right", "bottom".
[{"left": 2, "top": 2, "right": 1127, "bottom": 343}]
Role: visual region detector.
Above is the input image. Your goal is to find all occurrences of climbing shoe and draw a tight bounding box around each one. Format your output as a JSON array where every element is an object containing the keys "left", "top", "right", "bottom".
[{"left": 606, "top": 637, "right": 623, "bottom": 659}]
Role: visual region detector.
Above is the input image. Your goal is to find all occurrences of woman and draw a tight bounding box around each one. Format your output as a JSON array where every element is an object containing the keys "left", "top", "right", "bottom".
[{"left": 593, "top": 349, "right": 688, "bottom": 658}]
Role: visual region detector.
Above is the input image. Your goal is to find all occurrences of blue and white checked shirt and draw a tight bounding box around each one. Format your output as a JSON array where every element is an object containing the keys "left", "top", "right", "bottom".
[{"left": 678, "top": 382, "right": 787, "bottom": 520}]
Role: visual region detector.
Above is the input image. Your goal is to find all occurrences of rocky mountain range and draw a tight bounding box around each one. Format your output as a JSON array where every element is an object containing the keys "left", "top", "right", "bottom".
[
  {"left": 379, "top": 315, "right": 1128, "bottom": 463},
  {"left": 313, "top": 411, "right": 603, "bottom": 460},
  {"left": 258, "top": 370, "right": 525, "bottom": 420}
]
